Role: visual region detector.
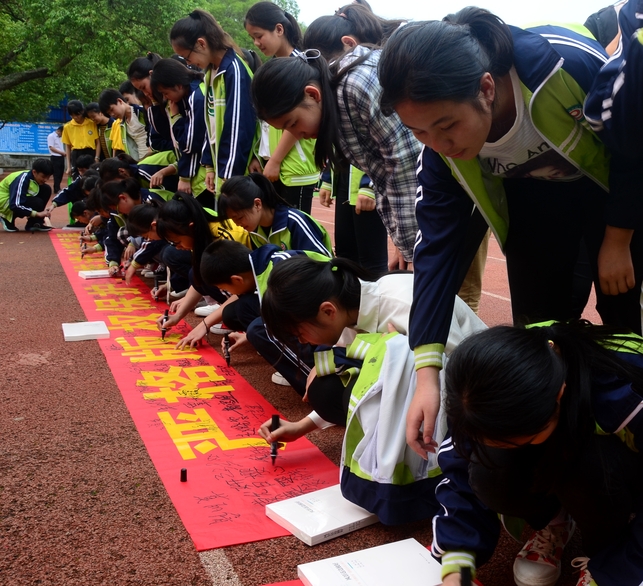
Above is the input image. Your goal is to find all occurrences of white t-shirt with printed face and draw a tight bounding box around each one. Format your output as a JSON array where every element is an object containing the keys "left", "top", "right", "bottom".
[{"left": 478, "top": 68, "right": 582, "bottom": 182}]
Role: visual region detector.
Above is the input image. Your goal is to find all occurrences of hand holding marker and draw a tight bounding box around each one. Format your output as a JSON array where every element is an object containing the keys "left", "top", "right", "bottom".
[
  {"left": 270, "top": 415, "right": 280, "bottom": 465},
  {"left": 161, "top": 309, "right": 169, "bottom": 340}
]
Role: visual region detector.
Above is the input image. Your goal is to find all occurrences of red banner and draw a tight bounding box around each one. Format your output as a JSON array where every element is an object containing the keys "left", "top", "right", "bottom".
[{"left": 50, "top": 232, "right": 339, "bottom": 550}]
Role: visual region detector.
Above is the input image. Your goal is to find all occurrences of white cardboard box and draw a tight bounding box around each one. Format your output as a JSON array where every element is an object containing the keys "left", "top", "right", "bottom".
[
  {"left": 63, "top": 321, "right": 110, "bottom": 341},
  {"left": 265, "top": 484, "right": 378, "bottom": 546},
  {"left": 78, "top": 270, "right": 110, "bottom": 279},
  {"left": 298, "top": 538, "right": 442, "bottom": 586}
]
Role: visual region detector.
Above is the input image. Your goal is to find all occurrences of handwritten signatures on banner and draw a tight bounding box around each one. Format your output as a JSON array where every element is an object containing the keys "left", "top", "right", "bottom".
[{"left": 57, "top": 233, "right": 336, "bottom": 543}]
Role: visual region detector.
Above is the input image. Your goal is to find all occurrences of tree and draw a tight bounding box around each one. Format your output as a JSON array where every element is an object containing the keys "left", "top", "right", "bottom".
[{"left": 0, "top": 0, "right": 300, "bottom": 122}]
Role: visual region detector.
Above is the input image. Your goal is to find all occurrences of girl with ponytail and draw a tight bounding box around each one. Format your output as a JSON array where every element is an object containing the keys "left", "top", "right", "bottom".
[
  {"left": 258, "top": 254, "right": 484, "bottom": 443},
  {"left": 218, "top": 172, "right": 331, "bottom": 256},
  {"left": 436, "top": 321, "right": 643, "bottom": 586},
  {"left": 244, "top": 1, "right": 320, "bottom": 214},
  {"left": 251, "top": 5, "right": 420, "bottom": 271},
  {"left": 170, "top": 10, "right": 258, "bottom": 196},
  {"left": 376, "top": 12, "right": 643, "bottom": 540}
]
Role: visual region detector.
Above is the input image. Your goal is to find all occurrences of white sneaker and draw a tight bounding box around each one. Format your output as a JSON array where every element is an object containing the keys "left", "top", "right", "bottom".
[
  {"left": 271, "top": 372, "right": 291, "bottom": 386},
  {"left": 514, "top": 515, "right": 576, "bottom": 586},
  {"left": 169, "top": 289, "right": 188, "bottom": 299},
  {"left": 209, "top": 323, "right": 232, "bottom": 335},
  {"left": 195, "top": 303, "right": 221, "bottom": 317}
]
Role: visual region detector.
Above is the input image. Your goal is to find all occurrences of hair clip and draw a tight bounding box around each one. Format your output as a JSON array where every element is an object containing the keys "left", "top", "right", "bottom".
[
  {"left": 331, "top": 265, "right": 339, "bottom": 272},
  {"left": 298, "top": 48, "right": 322, "bottom": 63},
  {"left": 547, "top": 340, "right": 554, "bottom": 348}
]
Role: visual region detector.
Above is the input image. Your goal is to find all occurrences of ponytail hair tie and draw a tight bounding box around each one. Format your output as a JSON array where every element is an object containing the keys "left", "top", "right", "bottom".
[
  {"left": 547, "top": 340, "right": 554, "bottom": 348},
  {"left": 331, "top": 265, "right": 339, "bottom": 272},
  {"left": 298, "top": 48, "right": 322, "bottom": 63}
]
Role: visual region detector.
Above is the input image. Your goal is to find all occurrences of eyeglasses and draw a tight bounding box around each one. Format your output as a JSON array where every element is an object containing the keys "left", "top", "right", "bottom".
[{"left": 185, "top": 47, "right": 194, "bottom": 62}]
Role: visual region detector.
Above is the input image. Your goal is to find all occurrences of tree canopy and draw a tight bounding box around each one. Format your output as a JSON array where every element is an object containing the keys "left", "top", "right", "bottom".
[{"left": 0, "top": 0, "right": 301, "bottom": 122}]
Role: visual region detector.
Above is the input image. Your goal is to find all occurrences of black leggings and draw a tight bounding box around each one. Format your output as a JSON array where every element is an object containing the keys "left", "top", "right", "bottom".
[{"left": 504, "top": 176, "right": 643, "bottom": 335}]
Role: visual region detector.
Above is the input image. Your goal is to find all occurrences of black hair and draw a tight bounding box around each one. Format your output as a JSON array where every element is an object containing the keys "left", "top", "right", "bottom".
[
  {"left": 99, "top": 155, "right": 136, "bottom": 182},
  {"left": 240, "top": 48, "right": 263, "bottom": 73},
  {"left": 32, "top": 158, "right": 53, "bottom": 175},
  {"left": 200, "top": 239, "right": 252, "bottom": 286},
  {"left": 84, "top": 102, "right": 102, "bottom": 115},
  {"left": 251, "top": 55, "right": 340, "bottom": 169},
  {"left": 156, "top": 191, "right": 213, "bottom": 286},
  {"left": 71, "top": 200, "right": 92, "bottom": 217},
  {"left": 119, "top": 80, "right": 138, "bottom": 96},
  {"left": 126, "top": 201, "right": 162, "bottom": 236},
  {"left": 379, "top": 8, "right": 513, "bottom": 116},
  {"left": 99, "top": 177, "right": 142, "bottom": 210},
  {"left": 85, "top": 187, "right": 101, "bottom": 212},
  {"left": 76, "top": 154, "right": 95, "bottom": 170},
  {"left": 67, "top": 100, "right": 85, "bottom": 116},
  {"left": 56, "top": 125, "right": 64, "bottom": 132},
  {"left": 127, "top": 53, "right": 162, "bottom": 80},
  {"left": 244, "top": 1, "right": 303, "bottom": 50},
  {"left": 303, "top": 4, "right": 403, "bottom": 61},
  {"left": 262, "top": 255, "right": 375, "bottom": 345},
  {"left": 98, "top": 89, "right": 126, "bottom": 116},
  {"left": 445, "top": 321, "right": 643, "bottom": 468},
  {"left": 82, "top": 173, "right": 100, "bottom": 193},
  {"left": 170, "top": 9, "right": 240, "bottom": 57},
  {"left": 218, "top": 173, "right": 288, "bottom": 220},
  {"left": 151, "top": 58, "right": 204, "bottom": 93}
]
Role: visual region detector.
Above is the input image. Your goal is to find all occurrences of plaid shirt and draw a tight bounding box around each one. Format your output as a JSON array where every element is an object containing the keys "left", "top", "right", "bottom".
[{"left": 336, "top": 46, "right": 421, "bottom": 261}]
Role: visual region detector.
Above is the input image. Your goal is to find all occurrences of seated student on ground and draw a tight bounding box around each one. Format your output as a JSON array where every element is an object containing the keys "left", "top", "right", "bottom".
[
  {"left": 257, "top": 254, "right": 485, "bottom": 439},
  {"left": 62, "top": 100, "right": 98, "bottom": 177},
  {"left": 99, "top": 178, "right": 154, "bottom": 276},
  {"left": 84, "top": 102, "right": 114, "bottom": 161},
  {"left": 152, "top": 192, "right": 250, "bottom": 325},
  {"left": 172, "top": 239, "right": 330, "bottom": 395},
  {"left": 433, "top": 320, "right": 643, "bottom": 586},
  {"left": 125, "top": 201, "right": 191, "bottom": 290},
  {"left": 79, "top": 189, "right": 109, "bottom": 254},
  {"left": 100, "top": 153, "right": 178, "bottom": 194},
  {"left": 0, "top": 158, "right": 54, "bottom": 232},
  {"left": 46, "top": 159, "right": 97, "bottom": 213},
  {"left": 98, "top": 89, "right": 150, "bottom": 162}
]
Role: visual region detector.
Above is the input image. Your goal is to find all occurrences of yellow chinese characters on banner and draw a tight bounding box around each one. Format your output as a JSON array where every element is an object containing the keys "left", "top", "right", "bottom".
[
  {"left": 116, "top": 336, "right": 201, "bottom": 362},
  {"left": 137, "top": 366, "right": 234, "bottom": 403},
  {"left": 158, "top": 409, "right": 267, "bottom": 460}
]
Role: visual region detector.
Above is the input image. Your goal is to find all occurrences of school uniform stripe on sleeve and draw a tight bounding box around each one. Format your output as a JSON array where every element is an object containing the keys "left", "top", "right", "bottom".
[
  {"left": 287, "top": 210, "right": 331, "bottom": 256},
  {"left": 223, "top": 60, "right": 242, "bottom": 179}
]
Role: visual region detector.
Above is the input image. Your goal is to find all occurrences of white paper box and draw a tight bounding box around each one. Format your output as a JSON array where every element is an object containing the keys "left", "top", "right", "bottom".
[
  {"left": 266, "top": 484, "right": 378, "bottom": 546},
  {"left": 298, "top": 538, "right": 442, "bottom": 586},
  {"left": 78, "top": 270, "right": 110, "bottom": 279},
  {"left": 63, "top": 321, "right": 110, "bottom": 341}
]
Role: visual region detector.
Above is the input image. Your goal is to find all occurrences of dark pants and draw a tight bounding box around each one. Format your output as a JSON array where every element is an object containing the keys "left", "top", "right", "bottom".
[
  {"left": 246, "top": 317, "right": 315, "bottom": 396},
  {"left": 19, "top": 185, "right": 51, "bottom": 230},
  {"left": 221, "top": 294, "right": 260, "bottom": 331},
  {"left": 333, "top": 170, "right": 388, "bottom": 275},
  {"left": 469, "top": 435, "right": 643, "bottom": 558},
  {"left": 307, "top": 374, "right": 355, "bottom": 425},
  {"left": 504, "top": 176, "right": 643, "bottom": 335},
  {"left": 274, "top": 181, "right": 315, "bottom": 215},
  {"left": 50, "top": 156, "right": 65, "bottom": 193},
  {"left": 160, "top": 246, "right": 192, "bottom": 295}
]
